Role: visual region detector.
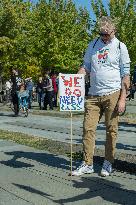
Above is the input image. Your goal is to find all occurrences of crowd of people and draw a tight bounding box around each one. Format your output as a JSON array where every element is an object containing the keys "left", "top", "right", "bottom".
[
  {"left": 0, "top": 65, "right": 136, "bottom": 114},
  {"left": 36, "top": 73, "right": 59, "bottom": 110},
  {"left": 0, "top": 69, "right": 59, "bottom": 115},
  {"left": 0, "top": 16, "right": 136, "bottom": 179}
]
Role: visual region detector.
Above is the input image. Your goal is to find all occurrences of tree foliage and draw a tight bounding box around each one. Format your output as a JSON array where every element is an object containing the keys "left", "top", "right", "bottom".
[
  {"left": 90, "top": 0, "right": 136, "bottom": 74},
  {"left": 0, "top": 0, "right": 135, "bottom": 80},
  {"left": 0, "top": 0, "right": 34, "bottom": 78},
  {"left": 28, "top": 0, "right": 91, "bottom": 74}
]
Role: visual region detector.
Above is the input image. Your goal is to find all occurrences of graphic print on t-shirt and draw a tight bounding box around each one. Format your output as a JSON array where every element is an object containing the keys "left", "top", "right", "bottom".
[{"left": 97, "top": 48, "right": 109, "bottom": 64}]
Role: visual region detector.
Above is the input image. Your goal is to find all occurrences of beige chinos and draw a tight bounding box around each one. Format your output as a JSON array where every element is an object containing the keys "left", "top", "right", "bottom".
[{"left": 83, "top": 90, "right": 120, "bottom": 165}]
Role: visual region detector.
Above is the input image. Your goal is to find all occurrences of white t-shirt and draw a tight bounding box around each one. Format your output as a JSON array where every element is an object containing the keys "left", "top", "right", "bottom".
[
  {"left": 46, "top": 78, "right": 53, "bottom": 92},
  {"left": 83, "top": 37, "right": 130, "bottom": 96},
  {"left": 5, "top": 81, "right": 11, "bottom": 90}
]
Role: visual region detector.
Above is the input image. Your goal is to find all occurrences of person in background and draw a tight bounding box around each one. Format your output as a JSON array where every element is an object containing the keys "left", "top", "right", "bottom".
[
  {"left": 128, "top": 66, "right": 136, "bottom": 101},
  {"left": 51, "top": 73, "right": 58, "bottom": 107},
  {"left": 132, "top": 65, "right": 136, "bottom": 99},
  {"left": 85, "top": 74, "right": 90, "bottom": 96},
  {"left": 129, "top": 83, "right": 135, "bottom": 101},
  {"left": 132, "top": 65, "right": 136, "bottom": 86},
  {"left": 5, "top": 79, "right": 11, "bottom": 102},
  {"left": 56, "top": 74, "right": 59, "bottom": 107},
  {"left": 25, "top": 77, "right": 34, "bottom": 109},
  {"left": 18, "top": 81, "right": 29, "bottom": 110},
  {"left": 43, "top": 74, "right": 54, "bottom": 110},
  {"left": 10, "top": 68, "right": 22, "bottom": 116},
  {"left": 36, "top": 77, "right": 44, "bottom": 110},
  {"left": 72, "top": 16, "right": 130, "bottom": 177}
]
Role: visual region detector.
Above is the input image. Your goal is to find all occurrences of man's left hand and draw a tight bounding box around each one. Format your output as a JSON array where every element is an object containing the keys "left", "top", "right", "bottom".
[{"left": 117, "top": 99, "right": 126, "bottom": 114}]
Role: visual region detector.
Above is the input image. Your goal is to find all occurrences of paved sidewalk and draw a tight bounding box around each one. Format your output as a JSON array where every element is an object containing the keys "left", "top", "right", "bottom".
[
  {"left": 0, "top": 109, "right": 135, "bottom": 163},
  {"left": 0, "top": 139, "right": 136, "bottom": 205},
  {"left": 0, "top": 100, "right": 136, "bottom": 204}
]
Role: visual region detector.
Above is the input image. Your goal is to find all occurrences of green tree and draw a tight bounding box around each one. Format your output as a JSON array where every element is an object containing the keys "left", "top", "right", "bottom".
[
  {"left": 0, "top": 0, "right": 37, "bottom": 79},
  {"left": 0, "top": 0, "right": 92, "bottom": 77},
  {"left": 29, "top": 0, "right": 91, "bottom": 74},
  {"left": 90, "top": 0, "right": 136, "bottom": 74}
]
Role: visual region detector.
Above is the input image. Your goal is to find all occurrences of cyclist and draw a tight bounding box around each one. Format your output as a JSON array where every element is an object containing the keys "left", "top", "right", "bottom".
[{"left": 18, "top": 82, "right": 29, "bottom": 113}]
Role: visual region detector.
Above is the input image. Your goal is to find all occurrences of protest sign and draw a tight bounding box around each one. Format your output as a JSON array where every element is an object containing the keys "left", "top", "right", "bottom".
[{"left": 59, "top": 74, "right": 85, "bottom": 111}]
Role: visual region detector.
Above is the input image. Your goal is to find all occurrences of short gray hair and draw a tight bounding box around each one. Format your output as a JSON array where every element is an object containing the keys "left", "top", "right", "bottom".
[{"left": 98, "top": 16, "right": 116, "bottom": 33}]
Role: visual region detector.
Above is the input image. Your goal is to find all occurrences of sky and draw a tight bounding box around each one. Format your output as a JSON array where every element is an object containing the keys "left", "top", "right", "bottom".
[
  {"left": 73, "top": 0, "right": 109, "bottom": 19},
  {"left": 73, "top": 0, "right": 94, "bottom": 19},
  {"left": 30, "top": 0, "right": 109, "bottom": 20}
]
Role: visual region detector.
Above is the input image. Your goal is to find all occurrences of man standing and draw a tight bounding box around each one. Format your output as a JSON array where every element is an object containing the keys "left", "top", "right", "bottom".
[
  {"left": 10, "top": 69, "right": 22, "bottom": 116},
  {"left": 72, "top": 16, "right": 130, "bottom": 177},
  {"left": 25, "top": 77, "right": 34, "bottom": 109},
  {"left": 36, "top": 77, "right": 44, "bottom": 110},
  {"left": 43, "top": 74, "right": 54, "bottom": 110},
  {"left": 51, "top": 73, "right": 58, "bottom": 107}
]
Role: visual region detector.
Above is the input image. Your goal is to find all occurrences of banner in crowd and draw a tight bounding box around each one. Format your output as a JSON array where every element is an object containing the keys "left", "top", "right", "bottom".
[{"left": 59, "top": 73, "right": 85, "bottom": 111}]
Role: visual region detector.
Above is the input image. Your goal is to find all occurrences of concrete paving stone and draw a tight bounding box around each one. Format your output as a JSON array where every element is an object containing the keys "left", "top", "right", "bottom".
[
  {"left": 0, "top": 111, "right": 135, "bottom": 157},
  {"left": 0, "top": 140, "right": 136, "bottom": 205},
  {"left": 0, "top": 108, "right": 136, "bottom": 166},
  {"left": 0, "top": 103, "right": 136, "bottom": 204},
  {"left": 0, "top": 188, "right": 33, "bottom": 205}
]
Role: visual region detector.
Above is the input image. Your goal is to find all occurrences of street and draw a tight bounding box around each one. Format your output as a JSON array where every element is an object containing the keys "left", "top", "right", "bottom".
[{"left": 0, "top": 140, "right": 136, "bottom": 205}]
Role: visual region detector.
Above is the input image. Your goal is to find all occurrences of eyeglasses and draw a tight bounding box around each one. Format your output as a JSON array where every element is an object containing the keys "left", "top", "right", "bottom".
[{"left": 99, "top": 31, "right": 113, "bottom": 37}]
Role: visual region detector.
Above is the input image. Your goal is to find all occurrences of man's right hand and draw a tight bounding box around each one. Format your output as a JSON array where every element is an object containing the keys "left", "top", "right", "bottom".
[{"left": 77, "top": 67, "right": 86, "bottom": 75}]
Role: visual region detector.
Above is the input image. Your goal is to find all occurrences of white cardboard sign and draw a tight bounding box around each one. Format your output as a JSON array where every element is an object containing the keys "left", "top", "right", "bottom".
[{"left": 59, "top": 73, "right": 85, "bottom": 111}]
